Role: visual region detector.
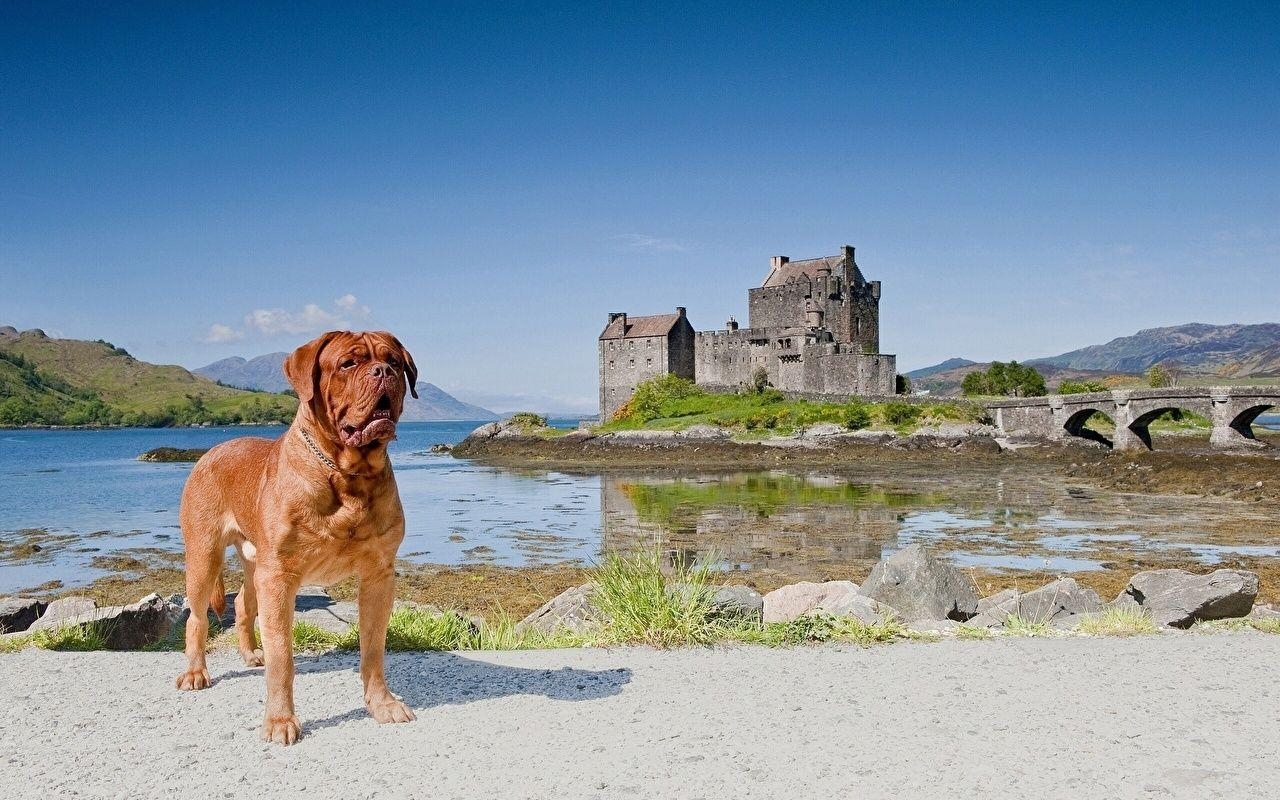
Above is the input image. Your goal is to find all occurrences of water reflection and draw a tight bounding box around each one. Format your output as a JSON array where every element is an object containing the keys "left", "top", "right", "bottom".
[{"left": 598, "top": 469, "right": 1278, "bottom": 583}]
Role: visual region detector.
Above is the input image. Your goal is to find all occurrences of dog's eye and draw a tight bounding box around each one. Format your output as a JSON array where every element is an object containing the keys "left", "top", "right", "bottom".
[
  {"left": 386, "top": 356, "right": 399, "bottom": 368},
  {"left": 340, "top": 359, "right": 357, "bottom": 370}
]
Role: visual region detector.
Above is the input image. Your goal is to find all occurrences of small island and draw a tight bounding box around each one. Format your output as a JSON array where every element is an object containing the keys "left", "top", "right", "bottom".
[{"left": 138, "top": 447, "right": 209, "bottom": 463}]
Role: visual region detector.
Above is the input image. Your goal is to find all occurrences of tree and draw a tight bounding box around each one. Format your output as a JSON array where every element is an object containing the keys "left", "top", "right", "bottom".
[
  {"left": 750, "top": 366, "right": 770, "bottom": 394},
  {"left": 961, "top": 361, "right": 1047, "bottom": 397},
  {"left": 1146, "top": 364, "right": 1171, "bottom": 388},
  {"left": 896, "top": 374, "right": 912, "bottom": 395}
]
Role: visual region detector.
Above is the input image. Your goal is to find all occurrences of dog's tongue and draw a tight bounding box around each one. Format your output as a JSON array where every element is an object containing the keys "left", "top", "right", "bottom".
[{"left": 345, "top": 418, "right": 397, "bottom": 448}]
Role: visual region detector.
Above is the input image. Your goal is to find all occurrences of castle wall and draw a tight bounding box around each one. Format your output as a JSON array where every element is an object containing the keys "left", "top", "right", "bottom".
[
  {"left": 694, "top": 329, "right": 768, "bottom": 390},
  {"left": 599, "top": 335, "right": 669, "bottom": 420}
]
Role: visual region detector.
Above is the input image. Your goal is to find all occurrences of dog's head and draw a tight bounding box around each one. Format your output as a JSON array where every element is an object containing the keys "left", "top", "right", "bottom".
[{"left": 284, "top": 331, "right": 419, "bottom": 449}]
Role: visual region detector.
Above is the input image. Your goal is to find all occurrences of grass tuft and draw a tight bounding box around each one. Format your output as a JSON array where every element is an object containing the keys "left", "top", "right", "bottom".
[
  {"left": 730, "top": 613, "right": 905, "bottom": 647},
  {"left": 1250, "top": 617, "right": 1280, "bottom": 635},
  {"left": 1001, "top": 613, "right": 1054, "bottom": 637},
  {"left": 1076, "top": 606, "right": 1159, "bottom": 637},
  {"left": 28, "top": 623, "right": 110, "bottom": 651},
  {"left": 954, "top": 624, "right": 993, "bottom": 640},
  {"left": 591, "top": 551, "right": 717, "bottom": 647}
]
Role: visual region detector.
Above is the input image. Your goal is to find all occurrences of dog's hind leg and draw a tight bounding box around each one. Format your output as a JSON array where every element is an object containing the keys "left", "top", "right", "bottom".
[
  {"left": 233, "top": 541, "right": 264, "bottom": 667},
  {"left": 175, "top": 497, "right": 225, "bottom": 691}
]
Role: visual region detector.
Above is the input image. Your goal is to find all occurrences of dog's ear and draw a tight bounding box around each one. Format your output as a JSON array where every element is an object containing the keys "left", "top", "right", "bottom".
[
  {"left": 377, "top": 332, "right": 419, "bottom": 399},
  {"left": 284, "top": 332, "right": 340, "bottom": 405}
]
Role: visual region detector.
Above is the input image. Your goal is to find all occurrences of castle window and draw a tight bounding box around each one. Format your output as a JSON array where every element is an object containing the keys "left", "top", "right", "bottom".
[
  {"left": 646, "top": 357, "right": 652, "bottom": 365},
  {"left": 609, "top": 360, "right": 614, "bottom": 369},
  {"left": 629, "top": 359, "right": 634, "bottom": 367}
]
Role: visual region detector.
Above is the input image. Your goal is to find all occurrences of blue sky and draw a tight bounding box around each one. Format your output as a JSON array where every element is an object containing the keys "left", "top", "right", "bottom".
[{"left": 2, "top": 2, "right": 1277, "bottom": 413}]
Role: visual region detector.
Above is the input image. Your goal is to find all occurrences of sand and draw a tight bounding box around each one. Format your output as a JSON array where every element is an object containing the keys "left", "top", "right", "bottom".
[{"left": 1, "top": 634, "right": 1277, "bottom": 799}]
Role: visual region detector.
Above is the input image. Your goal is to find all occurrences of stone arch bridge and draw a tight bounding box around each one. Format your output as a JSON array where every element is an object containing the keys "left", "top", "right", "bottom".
[{"left": 986, "top": 387, "right": 1280, "bottom": 451}]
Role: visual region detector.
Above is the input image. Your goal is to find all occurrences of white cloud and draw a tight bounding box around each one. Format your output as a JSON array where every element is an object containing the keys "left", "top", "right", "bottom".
[
  {"left": 202, "top": 296, "right": 371, "bottom": 343},
  {"left": 202, "top": 323, "right": 245, "bottom": 343},
  {"left": 613, "top": 233, "right": 688, "bottom": 253}
]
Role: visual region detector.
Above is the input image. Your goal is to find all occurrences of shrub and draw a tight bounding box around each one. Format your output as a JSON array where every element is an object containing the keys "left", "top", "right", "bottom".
[
  {"left": 1058, "top": 380, "right": 1109, "bottom": 395},
  {"left": 961, "top": 361, "right": 1047, "bottom": 397},
  {"left": 508, "top": 411, "right": 548, "bottom": 428},
  {"left": 882, "top": 401, "right": 921, "bottom": 426},
  {"left": 843, "top": 402, "right": 871, "bottom": 430},
  {"left": 591, "top": 551, "right": 717, "bottom": 647}
]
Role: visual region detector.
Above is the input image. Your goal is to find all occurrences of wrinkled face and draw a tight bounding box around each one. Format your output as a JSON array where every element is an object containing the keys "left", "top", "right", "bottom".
[{"left": 285, "top": 331, "right": 419, "bottom": 449}]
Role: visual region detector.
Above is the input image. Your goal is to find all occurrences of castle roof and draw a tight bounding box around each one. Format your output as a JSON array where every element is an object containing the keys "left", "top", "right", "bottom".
[
  {"left": 598, "top": 311, "right": 685, "bottom": 340},
  {"left": 760, "top": 255, "right": 842, "bottom": 288}
]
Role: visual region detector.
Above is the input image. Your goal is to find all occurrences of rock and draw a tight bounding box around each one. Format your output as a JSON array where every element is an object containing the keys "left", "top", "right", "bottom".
[
  {"left": 138, "top": 447, "right": 208, "bottom": 462},
  {"left": 910, "top": 618, "right": 962, "bottom": 633},
  {"left": 517, "top": 584, "right": 600, "bottom": 634},
  {"left": 706, "top": 585, "right": 763, "bottom": 624},
  {"left": 604, "top": 430, "right": 679, "bottom": 442},
  {"left": 28, "top": 593, "right": 174, "bottom": 649},
  {"left": 801, "top": 422, "right": 846, "bottom": 438},
  {"left": 428, "top": 443, "right": 452, "bottom": 454},
  {"left": 468, "top": 422, "right": 502, "bottom": 440},
  {"left": 1249, "top": 604, "right": 1280, "bottom": 621},
  {"left": 0, "top": 597, "right": 45, "bottom": 633},
  {"left": 679, "top": 424, "right": 730, "bottom": 440},
  {"left": 967, "top": 579, "right": 1103, "bottom": 628},
  {"left": 29, "top": 596, "right": 97, "bottom": 630},
  {"left": 763, "top": 581, "right": 859, "bottom": 623},
  {"left": 857, "top": 545, "right": 979, "bottom": 622},
  {"left": 812, "top": 592, "right": 897, "bottom": 625},
  {"left": 976, "top": 589, "right": 1019, "bottom": 616},
  {"left": 1117, "top": 569, "right": 1258, "bottom": 628}
]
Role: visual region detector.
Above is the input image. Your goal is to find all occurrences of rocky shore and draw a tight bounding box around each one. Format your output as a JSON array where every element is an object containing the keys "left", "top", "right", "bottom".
[{"left": 5, "top": 544, "right": 1278, "bottom": 652}]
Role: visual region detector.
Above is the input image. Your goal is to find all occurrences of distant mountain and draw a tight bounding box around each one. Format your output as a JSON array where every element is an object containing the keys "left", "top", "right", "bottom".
[
  {"left": 401, "top": 383, "right": 499, "bottom": 421},
  {"left": 196, "top": 351, "right": 498, "bottom": 421},
  {"left": 195, "top": 352, "right": 289, "bottom": 392},
  {"left": 1035, "top": 323, "right": 1280, "bottom": 375},
  {"left": 905, "top": 358, "right": 977, "bottom": 380},
  {"left": 0, "top": 326, "right": 295, "bottom": 426}
]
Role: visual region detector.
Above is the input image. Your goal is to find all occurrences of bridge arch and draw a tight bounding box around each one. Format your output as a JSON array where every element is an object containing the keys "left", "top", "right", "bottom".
[
  {"left": 1062, "top": 407, "right": 1113, "bottom": 447},
  {"left": 1124, "top": 405, "right": 1211, "bottom": 451},
  {"left": 1227, "top": 403, "right": 1277, "bottom": 442}
]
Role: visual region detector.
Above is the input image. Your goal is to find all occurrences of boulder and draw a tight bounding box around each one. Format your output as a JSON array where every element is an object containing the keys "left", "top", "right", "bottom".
[
  {"left": 28, "top": 593, "right": 174, "bottom": 649},
  {"left": 967, "top": 579, "right": 1103, "bottom": 628},
  {"left": 1116, "top": 569, "right": 1258, "bottom": 628},
  {"left": 28, "top": 596, "right": 97, "bottom": 631},
  {"left": 0, "top": 597, "right": 45, "bottom": 633},
  {"left": 763, "top": 581, "right": 859, "bottom": 624},
  {"left": 707, "top": 585, "right": 763, "bottom": 625},
  {"left": 1249, "top": 604, "right": 1280, "bottom": 621},
  {"left": 812, "top": 592, "right": 897, "bottom": 625},
  {"left": 518, "top": 584, "right": 600, "bottom": 634},
  {"left": 858, "top": 545, "right": 979, "bottom": 622}
]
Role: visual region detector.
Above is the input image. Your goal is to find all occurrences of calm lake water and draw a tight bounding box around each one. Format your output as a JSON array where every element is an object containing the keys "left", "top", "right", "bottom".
[{"left": 1, "top": 419, "right": 1278, "bottom": 594}]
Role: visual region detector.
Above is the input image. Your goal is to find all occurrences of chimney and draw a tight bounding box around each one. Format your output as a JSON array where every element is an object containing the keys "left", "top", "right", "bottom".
[
  {"left": 726, "top": 316, "right": 739, "bottom": 332},
  {"left": 770, "top": 255, "right": 790, "bottom": 270},
  {"left": 609, "top": 312, "right": 627, "bottom": 326},
  {"left": 676, "top": 306, "right": 686, "bottom": 318},
  {"left": 841, "top": 245, "right": 855, "bottom": 263}
]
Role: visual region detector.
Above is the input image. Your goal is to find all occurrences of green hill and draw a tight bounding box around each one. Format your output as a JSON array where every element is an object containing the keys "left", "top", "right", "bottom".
[{"left": 0, "top": 327, "right": 297, "bottom": 427}]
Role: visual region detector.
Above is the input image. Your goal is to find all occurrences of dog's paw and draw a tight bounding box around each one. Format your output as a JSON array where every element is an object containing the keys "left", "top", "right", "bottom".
[
  {"left": 240, "top": 648, "right": 265, "bottom": 668},
  {"left": 174, "top": 668, "right": 212, "bottom": 691},
  {"left": 366, "top": 694, "right": 416, "bottom": 724},
  {"left": 261, "top": 715, "right": 303, "bottom": 746}
]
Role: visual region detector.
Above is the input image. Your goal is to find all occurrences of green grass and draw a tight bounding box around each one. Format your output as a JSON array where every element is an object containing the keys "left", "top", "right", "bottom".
[
  {"left": 1076, "top": 606, "right": 1159, "bottom": 636},
  {"left": 1001, "top": 613, "right": 1055, "bottom": 637},
  {"left": 598, "top": 375, "right": 982, "bottom": 435},
  {"left": 728, "top": 614, "right": 905, "bottom": 646},
  {"left": 1250, "top": 617, "right": 1280, "bottom": 634},
  {"left": 954, "top": 624, "right": 993, "bottom": 640},
  {"left": 591, "top": 551, "right": 718, "bottom": 647}
]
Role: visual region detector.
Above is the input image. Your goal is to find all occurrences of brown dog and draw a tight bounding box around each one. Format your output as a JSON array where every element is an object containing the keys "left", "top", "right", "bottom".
[{"left": 175, "top": 330, "right": 419, "bottom": 745}]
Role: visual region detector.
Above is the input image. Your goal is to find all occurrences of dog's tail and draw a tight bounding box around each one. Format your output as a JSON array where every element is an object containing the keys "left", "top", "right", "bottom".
[{"left": 210, "top": 572, "right": 226, "bottom": 618}]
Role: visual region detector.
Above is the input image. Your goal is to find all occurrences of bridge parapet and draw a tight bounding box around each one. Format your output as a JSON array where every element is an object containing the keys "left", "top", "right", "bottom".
[{"left": 985, "top": 386, "right": 1279, "bottom": 451}]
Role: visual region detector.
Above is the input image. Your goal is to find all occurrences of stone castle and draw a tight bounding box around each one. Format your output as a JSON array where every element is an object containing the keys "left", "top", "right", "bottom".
[{"left": 599, "top": 245, "right": 897, "bottom": 418}]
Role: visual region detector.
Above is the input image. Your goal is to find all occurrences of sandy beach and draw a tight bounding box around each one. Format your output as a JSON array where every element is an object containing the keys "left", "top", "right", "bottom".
[{"left": 2, "top": 634, "right": 1277, "bottom": 799}]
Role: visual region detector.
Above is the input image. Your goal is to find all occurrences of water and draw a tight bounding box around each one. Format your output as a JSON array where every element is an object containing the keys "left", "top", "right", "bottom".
[{"left": 1, "top": 423, "right": 1278, "bottom": 593}]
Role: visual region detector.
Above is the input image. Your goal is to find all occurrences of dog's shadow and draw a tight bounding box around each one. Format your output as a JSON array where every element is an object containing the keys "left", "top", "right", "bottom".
[{"left": 217, "top": 650, "right": 633, "bottom": 733}]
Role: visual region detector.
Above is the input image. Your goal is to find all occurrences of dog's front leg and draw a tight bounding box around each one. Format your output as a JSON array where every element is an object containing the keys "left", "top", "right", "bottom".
[
  {"left": 359, "top": 565, "right": 415, "bottom": 724},
  {"left": 256, "top": 569, "right": 303, "bottom": 744}
]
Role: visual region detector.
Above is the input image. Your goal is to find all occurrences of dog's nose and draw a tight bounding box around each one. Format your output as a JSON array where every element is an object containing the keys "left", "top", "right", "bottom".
[{"left": 369, "top": 362, "right": 392, "bottom": 380}]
